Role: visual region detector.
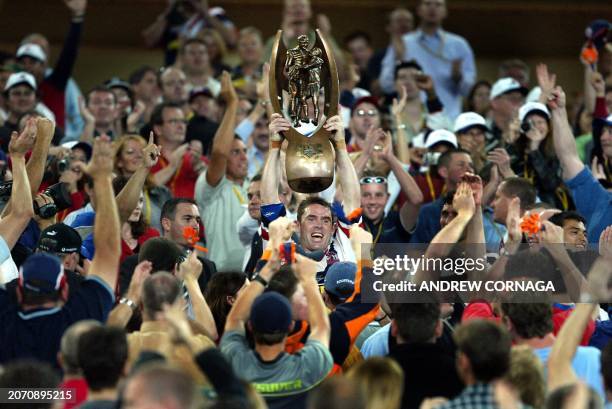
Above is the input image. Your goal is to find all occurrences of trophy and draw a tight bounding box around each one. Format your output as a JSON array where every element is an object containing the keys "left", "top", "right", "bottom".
[{"left": 269, "top": 29, "right": 339, "bottom": 193}]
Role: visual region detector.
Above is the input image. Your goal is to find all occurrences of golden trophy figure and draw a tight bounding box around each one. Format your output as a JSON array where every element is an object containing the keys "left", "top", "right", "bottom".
[{"left": 269, "top": 30, "right": 339, "bottom": 193}]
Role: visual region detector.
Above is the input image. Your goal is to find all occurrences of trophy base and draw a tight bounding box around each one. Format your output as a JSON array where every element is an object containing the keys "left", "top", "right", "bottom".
[{"left": 288, "top": 176, "right": 334, "bottom": 194}]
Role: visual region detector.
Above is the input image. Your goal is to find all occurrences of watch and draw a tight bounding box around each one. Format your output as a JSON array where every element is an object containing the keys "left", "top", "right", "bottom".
[
  {"left": 252, "top": 274, "right": 269, "bottom": 287},
  {"left": 119, "top": 297, "right": 137, "bottom": 311}
]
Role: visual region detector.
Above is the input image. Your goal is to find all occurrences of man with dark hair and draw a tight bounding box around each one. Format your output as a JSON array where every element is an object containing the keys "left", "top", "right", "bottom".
[
  {"left": 238, "top": 174, "right": 264, "bottom": 274},
  {"left": 150, "top": 102, "right": 205, "bottom": 197},
  {"left": 549, "top": 211, "right": 588, "bottom": 250},
  {"left": 438, "top": 320, "right": 511, "bottom": 408},
  {"left": 379, "top": 0, "right": 476, "bottom": 119},
  {"left": 491, "top": 177, "right": 536, "bottom": 225},
  {"left": 82, "top": 85, "right": 118, "bottom": 140},
  {"left": 0, "top": 360, "right": 60, "bottom": 409},
  {"left": 347, "top": 96, "right": 381, "bottom": 152},
  {"left": 411, "top": 148, "right": 474, "bottom": 243},
  {"left": 180, "top": 37, "right": 220, "bottom": 96},
  {"left": 501, "top": 302, "right": 604, "bottom": 397},
  {"left": 388, "top": 302, "right": 463, "bottom": 408},
  {"left": 58, "top": 320, "right": 102, "bottom": 409},
  {"left": 128, "top": 65, "right": 160, "bottom": 125},
  {"left": 0, "top": 136, "right": 121, "bottom": 368},
  {"left": 344, "top": 31, "right": 374, "bottom": 90},
  {"left": 77, "top": 326, "right": 128, "bottom": 408},
  {"left": 159, "top": 67, "right": 189, "bottom": 107},
  {"left": 222, "top": 218, "right": 333, "bottom": 409}
]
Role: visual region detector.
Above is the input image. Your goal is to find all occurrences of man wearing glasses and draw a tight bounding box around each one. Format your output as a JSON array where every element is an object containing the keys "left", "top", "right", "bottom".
[
  {"left": 348, "top": 96, "right": 382, "bottom": 152},
  {"left": 150, "top": 102, "right": 206, "bottom": 198}
]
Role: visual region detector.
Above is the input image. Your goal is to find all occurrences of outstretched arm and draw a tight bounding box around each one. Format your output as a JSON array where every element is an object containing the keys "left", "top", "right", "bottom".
[
  {"left": 0, "top": 121, "right": 36, "bottom": 249},
  {"left": 206, "top": 72, "right": 238, "bottom": 187},
  {"left": 549, "top": 83, "right": 584, "bottom": 180},
  {"left": 261, "top": 113, "right": 289, "bottom": 204},
  {"left": 86, "top": 136, "right": 121, "bottom": 290},
  {"left": 325, "top": 115, "right": 360, "bottom": 212}
]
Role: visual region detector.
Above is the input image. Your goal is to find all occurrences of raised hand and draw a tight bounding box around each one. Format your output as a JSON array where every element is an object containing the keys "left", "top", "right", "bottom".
[
  {"left": 84, "top": 135, "right": 114, "bottom": 178},
  {"left": 64, "top": 0, "right": 87, "bottom": 17},
  {"left": 268, "top": 216, "right": 295, "bottom": 248},
  {"left": 257, "top": 62, "right": 271, "bottom": 102},
  {"left": 78, "top": 96, "right": 95, "bottom": 124},
  {"left": 294, "top": 253, "right": 319, "bottom": 283},
  {"left": 599, "top": 226, "right": 612, "bottom": 260},
  {"left": 487, "top": 148, "right": 514, "bottom": 178},
  {"left": 453, "top": 182, "right": 476, "bottom": 219},
  {"left": 590, "top": 71, "right": 606, "bottom": 97},
  {"left": 127, "top": 100, "right": 146, "bottom": 131},
  {"left": 9, "top": 118, "right": 37, "bottom": 156},
  {"left": 177, "top": 250, "right": 203, "bottom": 281},
  {"left": 462, "top": 173, "right": 483, "bottom": 207},
  {"left": 548, "top": 86, "right": 566, "bottom": 111},
  {"left": 219, "top": 71, "right": 238, "bottom": 105},
  {"left": 143, "top": 131, "right": 161, "bottom": 168},
  {"left": 323, "top": 115, "right": 346, "bottom": 144},
  {"left": 126, "top": 260, "right": 153, "bottom": 303},
  {"left": 269, "top": 113, "right": 291, "bottom": 142},
  {"left": 506, "top": 197, "right": 522, "bottom": 244},
  {"left": 536, "top": 63, "right": 556, "bottom": 103},
  {"left": 391, "top": 85, "right": 408, "bottom": 118},
  {"left": 349, "top": 224, "right": 373, "bottom": 259}
]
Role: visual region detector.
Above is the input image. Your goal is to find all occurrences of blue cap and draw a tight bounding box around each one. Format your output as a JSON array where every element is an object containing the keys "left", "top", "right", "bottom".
[
  {"left": 250, "top": 292, "right": 292, "bottom": 334},
  {"left": 324, "top": 262, "right": 356, "bottom": 301},
  {"left": 19, "top": 253, "right": 65, "bottom": 294}
]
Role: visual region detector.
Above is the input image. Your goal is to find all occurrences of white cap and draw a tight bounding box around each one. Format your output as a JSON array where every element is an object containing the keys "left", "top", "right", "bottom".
[
  {"left": 490, "top": 77, "right": 527, "bottom": 100},
  {"left": 412, "top": 132, "right": 426, "bottom": 148},
  {"left": 518, "top": 102, "right": 550, "bottom": 122},
  {"left": 603, "top": 114, "right": 612, "bottom": 126},
  {"left": 425, "top": 129, "right": 458, "bottom": 149},
  {"left": 526, "top": 86, "right": 541, "bottom": 103},
  {"left": 16, "top": 43, "right": 47, "bottom": 63},
  {"left": 4, "top": 72, "right": 37, "bottom": 92},
  {"left": 454, "top": 112, "right": 488, "bottom": 134}
]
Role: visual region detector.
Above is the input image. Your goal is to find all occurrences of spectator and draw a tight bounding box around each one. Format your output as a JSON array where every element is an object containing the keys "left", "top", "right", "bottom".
[
  {"left": 204, "top": 271, "right": 249, "bottom": 339},
  {"left": 487, "top": 77, "right": 527, "bottom": 150},
  {"left": 454, "top": 112, "right": 488, "bottom": 173},
  {"left": 388, "top": 302, "right": 463, "bottom": 408},
  {"left": 501, "top": 302, "right": 605, "bottom": 398},
  {"left": 186, "top": 87, "right": 219, "bottom": 155},
  {"left": 232, "top": 27, "right": 264, "bottom": 98},
  {"left": 307, "top": 376, "right": 366, "bottom": 409},
  {"left": 344, "top": 31, "right": 375, "bottom": 91},
  {"left": 201, "top": 28, "right": 232, "bottom": 77},
  {"left": 195, "top": 73, "right": 248, "bottom": 272},
  {"left": 179, "top": 38, "right": 220, "bottom": 97},
  {"left": 113, "top": 134, "right": 172, "bottom": 232},
  {"left": 379, "top": 0, "right": 476, "bottom": 119},
  {"left": 237, "top": 174, "right": 263, "bottom": 272},
  {"left": 465, "top": 80, "right": 492, "bottom": 118},
  {"left": 150, "top": 102, "right": 205, "bottom": 198},
  {"left": 0, "top": 136, "right": 121, "bottom": 368},
  {"left": 122, "top": 363, "right": 202, "bottom": 409},
  {"left": 498, "top": 59, "right": 531, "bottom": 88},
  {"left": 77, "top": 326, "right": 128, "bottom": 409},
  {"left": 549, "top": 211, "right": 588, "bottom": 251},
  {"left": 57, "top": 320, "right": 102, "bottom": 409},
  {"left": 0, "top": 360, "right": 60, "bottom": 409},
  {"left": 159, "top": 67, "right": 190, "bottom": 112},
  {"left": 347, "top": 96, "right": 381, "bottom": 152},
  {"left": 437, "top": 320, "right": 512, "bottom": 409},
  {"left": 221, "top": 219, "right": 333, "bottom": 409},
  {"left": 346, "top": 357, "right": 403, "bottom": 409},
  {"left": 491, "top": 177, "right": 536, "bottom": 226},
  {"left": 81, "top": 86, "right": 119, "bottom": 140},
  {"left": 16, "top": 0, "right": 86, "bottom": 130},
  {"left": 128, "top": 65, "right": 161, "bottom": 126},
  {"left": 20, "top": 32, "right": 84, "bottom": 142},
  {"left": 504, "top": 345, "right": 546, "bottom": 409},
  {"left": 105, "top": 77, "right": 134, "bottom": 135}
]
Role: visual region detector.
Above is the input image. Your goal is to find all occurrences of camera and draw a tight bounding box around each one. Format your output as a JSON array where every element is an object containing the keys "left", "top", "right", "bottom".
[
  {"left": 57, "top": 157, "right": 71, "bottom": 173},
  {"left": 33, "top": 182, "right": 73, "bottom": 218},
  {"left": 520, "top": 119, "right": 534, "bottom": 134}
]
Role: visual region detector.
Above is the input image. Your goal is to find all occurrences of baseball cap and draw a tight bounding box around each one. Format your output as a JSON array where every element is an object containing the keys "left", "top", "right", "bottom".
[
  {"left": 518, "top": 102, "right": 550, "bottom": 123},
  {"left": 19, "top": 253, "right": 65, "bottom": 294},
  {"left": 62, "top": 141, "right": 93, "bottom": 161},
  {"left": 453, "top": 112, "right": 488, "bottom": 134},
  {"left": 37, "top": 223, "right": 83, "bottom": 255},
  {"left": 189, "top": 86, "right": 214, "bottom": 103},
  {"left": 352, "top": 96, "right": 379, "bottom": 115},
  {"left": 4, "top": 72, "right": 37, "bottom": 92},
  {"left": 324, "top": 262, "right": 356, "bottom": 302},
  {"left": 16, "top": 43, "right": 47, "bottom": 63},
  {"left": 603, "top": 114, "right": 612, "bottom": 126},
  {"left": 425, "top": 129, "right": 458, "bottom": 149},
  {"left": 105, "top": 77, "right": 131, "bottom": 93},
  {"left": 490, "top": 77, "right": 528, "bottom": 100},
  {"left": 250, "top": 292, "right": 292, "bottom": 334}
]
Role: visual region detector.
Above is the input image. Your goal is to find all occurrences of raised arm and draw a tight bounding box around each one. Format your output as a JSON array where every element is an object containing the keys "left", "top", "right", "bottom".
[
  {"left": 325, "top": 115, "right": 360, "bottom": 212},
  {"left": 0, "top": 121, "right": 36, "bottom": 248},
  {"left": 549, "top": 84, "right": 584, "bottom": 180},
  {"left": 85, "top": 136, "right": 121, "bottom": 290},
  {"left": 116, "top": 133, "right": 160, "bottom": 222},
  {"left": 294, "top": 253, "right": 331, "bottom": 346},
  {"left": 261, "top": 113, "right": 289, "bottom": 204},
  {"left": 206, "top": 72, "right": 238, "bottom": 188},
  {"left": 547, "top": 303, "right": 597, "bottom": 391}
]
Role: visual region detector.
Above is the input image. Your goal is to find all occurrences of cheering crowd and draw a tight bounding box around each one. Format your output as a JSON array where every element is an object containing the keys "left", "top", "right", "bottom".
[{"left": 0, "top": 0, "right": 612, "bottom": 408}]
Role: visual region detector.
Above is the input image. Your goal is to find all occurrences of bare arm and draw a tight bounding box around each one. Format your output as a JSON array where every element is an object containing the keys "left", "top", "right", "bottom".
[
  {"left": 384, "top": 143, "right": 423, "bottom": 231},
  {"left": 86, "top": 136, "right": 121, "bottom": 290},
  {"left": 0, "top": 123, "right": 36, "bottom": 249},
  {"left": 261, "top": 113, "right": 290, "bottom": 204},
  {"left": 548, "top": 303, "right": 596, "bottom": 391},
  {"left": 325, "top": 115, "right": 360, "bottom": 212},
  {"left": 106, "top": 260, "right": 152, "bottom": 328},
  {"left": 294, "top": 253, "right": 331, "bottom": 346},
  {"left": 549, "top": 83, "right": 584, "bottom": 180},
  {"left": 206, "top": 72, "right": 238, "bottom": 188}
]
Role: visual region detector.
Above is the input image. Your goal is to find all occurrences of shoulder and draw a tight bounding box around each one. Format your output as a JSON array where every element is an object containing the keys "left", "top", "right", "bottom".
[{"left": 444, "top": 30, "right": 472, "bottom": 46}]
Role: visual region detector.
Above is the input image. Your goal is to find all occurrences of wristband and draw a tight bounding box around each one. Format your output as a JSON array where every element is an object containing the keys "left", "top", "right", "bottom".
[
  {"left": 271, "top": 140, "right": 282, "bottom": 149},
  {"left": 333, "top": 139, "right": 347, "bottom": 150},
  {"left": 119, "top": 297, "right": 137, "bottom": 311},
  {"left": 252, "top": 274, "right": 269, "bottom": 287}
]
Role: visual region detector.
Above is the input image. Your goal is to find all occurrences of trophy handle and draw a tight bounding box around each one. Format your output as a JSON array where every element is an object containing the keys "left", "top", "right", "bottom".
[
  {"left": 314, "top": 29, "right": 339, "bottom": 119},
  {"left": 269, "top": 30, "right": 287, "bottom": 117}
]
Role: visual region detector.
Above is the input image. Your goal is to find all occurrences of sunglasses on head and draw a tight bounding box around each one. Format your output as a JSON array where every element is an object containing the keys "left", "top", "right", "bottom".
[
  {"left": 360, "top": 176, "right": 387, "bottom": 185},
  {"left": 355, "top": 109, "right": 378, "bottom": 117}
]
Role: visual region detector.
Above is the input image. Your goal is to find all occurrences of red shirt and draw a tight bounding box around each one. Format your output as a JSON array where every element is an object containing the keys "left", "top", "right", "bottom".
[
  {"left": 59, "top": 377, "right": 88, "bottom": 409},
  {"left": 120, "top": 227, "right": 160, "bottom": 264},
  {"left": 40, "top": 81, "right": 66, "bottom": 129},
  {"left": 150, "top": 152, "right": 207, "bottom": 198}
]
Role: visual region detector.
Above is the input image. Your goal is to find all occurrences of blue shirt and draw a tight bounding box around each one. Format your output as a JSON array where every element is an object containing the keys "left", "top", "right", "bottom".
[
  {"left": 0, "top": 276, "right": 114, "bottom": 368},
  {"left": 533, "top": 345, "right": 605, "bottom": 399},
  {"left": 565, "top": 167, "right": 612, "bottom": 244},
  {"left": 361, "top": 323, "right": 391, "bottom": 358},
  {"left": 379, "top": 29, "right": 476, "bottom": 119}
]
